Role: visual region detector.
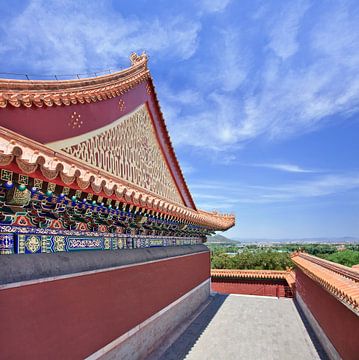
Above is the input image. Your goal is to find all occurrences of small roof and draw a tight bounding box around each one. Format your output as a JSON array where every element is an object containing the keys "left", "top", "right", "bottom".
[
  {"left": 291, "top": 252, "right": 359, "bottom": 315},
  {"left": 211, "top": 269, "right": 295, "bottom": 288}
]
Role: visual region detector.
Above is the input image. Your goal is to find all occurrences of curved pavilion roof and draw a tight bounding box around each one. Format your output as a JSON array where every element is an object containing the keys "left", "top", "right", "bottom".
[{"left": 0, "top": 53, "right": 235, "bottom": 231}]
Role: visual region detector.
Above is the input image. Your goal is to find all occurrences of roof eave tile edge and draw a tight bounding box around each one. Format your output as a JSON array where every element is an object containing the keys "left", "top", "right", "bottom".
[
  {"left": 0, "top": 126, "right": 234, "bottom": 231},
  {"left": 147, "top": 77, "right": 197, "bottom": 210},
  {"left": 211, "top": 269, "right": 296, "bottom": 290},
  {"left": 211, "top": 269, "right": 293, "bottom": 279},
  {"left": 291, "top": 255, "right": 359, "bottom": 316},
  {"left": 0, "top": 51, "right": 236, "bottom": 230},
  {"left": 0, "top": 52, "right": 150, "bottom": 108}
]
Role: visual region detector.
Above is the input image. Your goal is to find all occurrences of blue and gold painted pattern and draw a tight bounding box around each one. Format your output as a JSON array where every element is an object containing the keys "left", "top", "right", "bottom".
[
  {"left": 0, "top": 227, "right": 203, "bottom": 255},
  {"left": 17, "top": 234, "right": 108, "bottom": 253},
  {"left": 0, "top": 233, "right": 14, "bottom": 254}
]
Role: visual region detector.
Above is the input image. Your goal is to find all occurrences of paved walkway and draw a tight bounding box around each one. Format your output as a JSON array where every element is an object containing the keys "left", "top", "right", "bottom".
[{"left": 155, "top": 294, "right": 327, "bottom": 360}]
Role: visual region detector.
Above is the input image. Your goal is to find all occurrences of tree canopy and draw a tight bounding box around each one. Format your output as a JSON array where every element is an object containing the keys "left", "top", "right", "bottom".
[
  {"left": 210, "top": 248, "right": 293, "bottom": 270},
  {"left": 208, "top": 243, "right": 359, "bottom": 269}
]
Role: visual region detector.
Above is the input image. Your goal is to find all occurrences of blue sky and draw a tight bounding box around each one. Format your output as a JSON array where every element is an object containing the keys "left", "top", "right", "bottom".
[{"left": 1, "top": 0, "right": 358, "bottom": 239}]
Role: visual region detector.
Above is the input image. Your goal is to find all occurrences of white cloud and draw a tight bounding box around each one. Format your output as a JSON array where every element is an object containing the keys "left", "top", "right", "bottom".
[
  {"left": 2, "top": 0, "right": 358, "bottom": 158},
  {"left": 180, "top": 162, "right": 196, "bottom": 176},
  {"left": 261, "top": 174, "right": 359, "bottom": 201},
  {"left": 0, "top": 0, "right": 201, "bottom": 73},
  {"left": 216, "top": 30, "right": 248, "bottom": 92},
  {"left": 267, "top": 0, "right": 310, "bottom": 60},
  {"left": 190, "top": 173, "right": 359, "bottom": 208},
  {"left": 311, "top": 3, "right": 359, "bottom": 68},
  {"left": 160, "top": 25, "right": 251, "bottom": 152},
  {"left": 166, "top": 92, "right": 242, "bottom": 151},
  {"left": 245, "top": 5, "right": 359, "bottom": 142},
  {"left": 251, "top": 163, "right": 317, "bottom": 173},
  {"left": 158, "top": 85, "right": 203, "bottom": 106},
  {"left": 199, "top": 0, "right": 232, "bottom": 14},
  {"left": 192, "top": 27, "right": 249, "bottom": 93},
  {"left": 164, "top": 1, "right": 359, "bottom": 154}
]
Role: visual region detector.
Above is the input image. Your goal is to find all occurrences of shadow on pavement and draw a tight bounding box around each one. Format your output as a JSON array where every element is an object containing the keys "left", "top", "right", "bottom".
[
  {"left": 156, "top": 294, "right": 228, "bottom": 360},
  {"left": 294, "top": 300, "right": 330, "bottom": 360}
]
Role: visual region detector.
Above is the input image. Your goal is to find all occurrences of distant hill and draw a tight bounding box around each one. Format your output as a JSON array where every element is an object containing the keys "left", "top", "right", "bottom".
[
  {"left": 206, "top": 234, "right": 239, "bottom": 245},
  {"left": 233, "top": 237, "right": 359, "bottom": 244},
  {"left": 206, "top": 235, "right": 359, "bottom": 245}
]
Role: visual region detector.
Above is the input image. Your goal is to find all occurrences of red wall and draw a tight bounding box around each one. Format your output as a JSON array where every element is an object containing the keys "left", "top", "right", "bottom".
[
  {"left": 0, "top": 251, "right": 210, "bottom": 360},
  {"left": 211, "top": 279, "right": 289, "bottom": 297},
  {"left": 296, "top": 268, "right": 359, "bottom": 360}
]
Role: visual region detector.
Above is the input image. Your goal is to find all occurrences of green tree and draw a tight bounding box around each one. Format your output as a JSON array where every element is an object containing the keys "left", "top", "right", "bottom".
[{"left": 322, "top": 250, "right": 359, "bottom": 267}]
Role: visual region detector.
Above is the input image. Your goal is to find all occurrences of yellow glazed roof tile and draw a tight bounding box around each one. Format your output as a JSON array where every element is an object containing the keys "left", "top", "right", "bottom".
[{"left": 291, "top": 252, "right": 359, "bottom": 315}]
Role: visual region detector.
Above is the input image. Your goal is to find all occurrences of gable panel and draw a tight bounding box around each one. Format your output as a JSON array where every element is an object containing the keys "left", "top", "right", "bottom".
[{"left": 47, "top": 105, "right": 184, "bottom": 205}]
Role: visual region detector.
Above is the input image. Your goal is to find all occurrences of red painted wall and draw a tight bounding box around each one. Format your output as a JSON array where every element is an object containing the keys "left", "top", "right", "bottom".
[
  {"left": 211, "top": 279, "right": 290, "bottom": 297},
  {"left": 296, "top": 268, "right": 359, "bottom": 360},
  {"left": 0, "top": 251, "right": 210, "bottom": 360}
]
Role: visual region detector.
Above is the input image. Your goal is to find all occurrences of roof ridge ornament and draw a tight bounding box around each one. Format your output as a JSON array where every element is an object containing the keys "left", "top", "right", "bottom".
[{"left": 130, "top": 51, "right": 148, "bottom": 66}]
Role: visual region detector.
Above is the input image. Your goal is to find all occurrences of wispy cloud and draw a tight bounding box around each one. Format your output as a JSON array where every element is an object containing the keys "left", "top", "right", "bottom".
[
  {"left": 198, "top": 0, "right": 232, "bottom": 14},
  {"left": 260, "top": 174, "right": 359, "bottom": 202},
  {"left": 243, "top": 2, "right": 359, "bottom": 142},
  {"left": 160, "top": 24, "right": 250, "bottom": 152},
  {"left": 267, "top": 0, "right": 311, "bottom": 59},
  {"left": 251, "top": 163, "right": 317, "bottom": 173},
  {"left": 162, "top": 1, "right": 359, "bottom": 155},
  {"left": 180, "top": 162, "right": 196, "bottom": 176},
  {"left": 0, "top": 1, "right": 357, "bottom": 238},
  {"left": 158, "top": 85, "right": 203, "bottom": 106},
  {"left": 190, "top": 173, "right": 359, "bottom": 209},
  {"left": 211, "top": 29, "right": 249, "bottom": 93},
  {"left": 0, "top": 0, "right": 201, "bottom": 73},
  {"left": 164, "top": 91, "right": 243, "bottom": 151},
  {"left": 3, "top": 1, "right": 357, "bottom": 156}
]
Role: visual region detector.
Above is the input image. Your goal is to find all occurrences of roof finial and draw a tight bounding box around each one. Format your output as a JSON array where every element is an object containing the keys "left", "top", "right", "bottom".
[{"left": 130, "top": 51, "right": 148, "bottom": 66}]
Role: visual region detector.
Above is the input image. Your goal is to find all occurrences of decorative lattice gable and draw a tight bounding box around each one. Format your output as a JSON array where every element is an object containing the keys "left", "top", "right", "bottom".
[{"left": 47, "top": 105, "right": 184, "bottom": 204}]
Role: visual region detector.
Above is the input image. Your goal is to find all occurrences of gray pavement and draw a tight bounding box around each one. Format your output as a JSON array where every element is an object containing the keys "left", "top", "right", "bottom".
[{"left": 155, "top": 294, "right": 327, "bottom": 360}]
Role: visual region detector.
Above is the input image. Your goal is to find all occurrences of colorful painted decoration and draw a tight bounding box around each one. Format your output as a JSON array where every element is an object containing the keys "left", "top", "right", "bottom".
[
  {"left": 5, "top": 181, "right": 14, "bottom": 189},
  {"left": 18, "top": 184, "right": 27, "bottom": 192},
  {"left": 5, "top": 228, "right": 202, "bottom": 254},
  {"left": 0, "top": 233, "right": 14, "bottom": 254}
]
